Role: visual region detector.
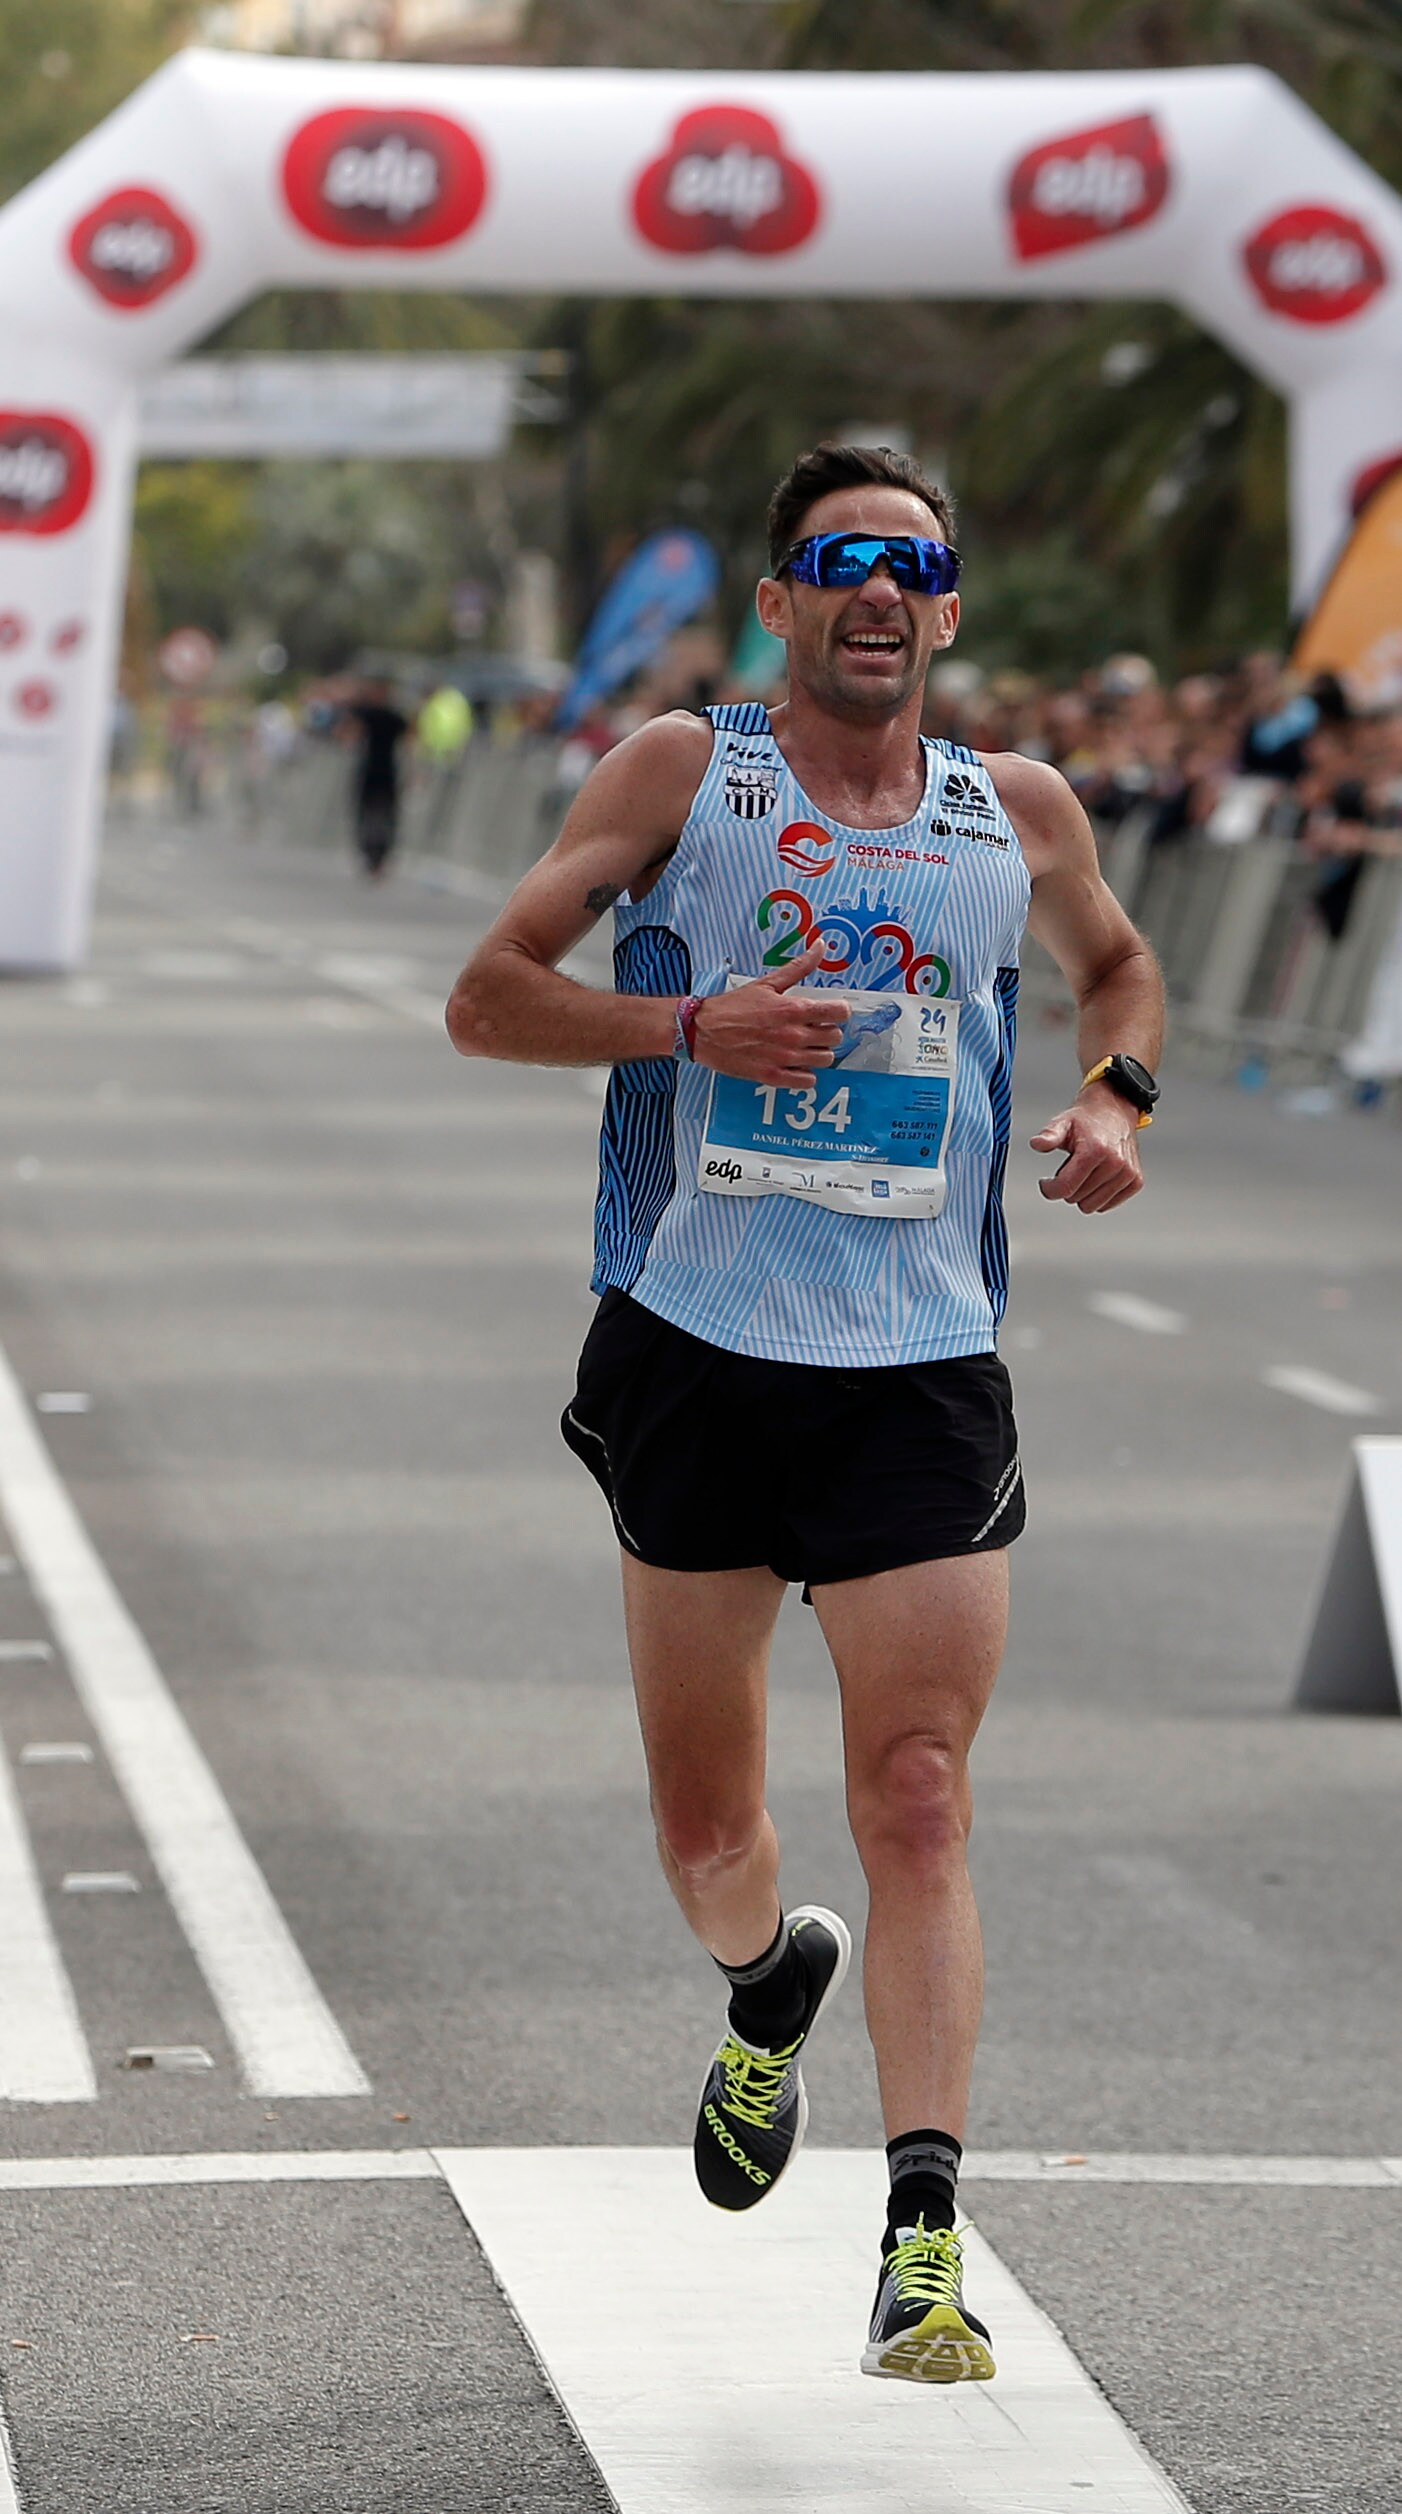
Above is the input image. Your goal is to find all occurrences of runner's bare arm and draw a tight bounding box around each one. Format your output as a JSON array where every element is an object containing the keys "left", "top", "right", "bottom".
[
  {"left": 446, "top": 713, "right": 849, "bottom": 1084},
  {"left": 989, "top": 753, "right": 1165, "bottom": 1215}
]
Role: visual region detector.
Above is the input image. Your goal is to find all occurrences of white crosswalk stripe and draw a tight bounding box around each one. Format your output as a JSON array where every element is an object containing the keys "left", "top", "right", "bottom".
[{"left": 438, "top": 2148, "right": 1197, "bottom": 2514}]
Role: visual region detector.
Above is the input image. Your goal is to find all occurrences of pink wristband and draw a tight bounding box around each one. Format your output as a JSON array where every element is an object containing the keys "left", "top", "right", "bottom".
[{"left": 674, "top": 994, "right": 703, "bottom": 1061}]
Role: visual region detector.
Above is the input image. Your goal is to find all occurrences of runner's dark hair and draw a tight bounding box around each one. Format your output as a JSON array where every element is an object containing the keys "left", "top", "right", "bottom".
[{"left": 767, "top": 444, "right": 955, "bottom": 574}]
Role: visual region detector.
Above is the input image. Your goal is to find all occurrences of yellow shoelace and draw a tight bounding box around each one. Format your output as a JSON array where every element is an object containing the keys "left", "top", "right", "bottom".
[
  {"left": 887, "top": 2220, "right": 964, "bottom": 2308},
  {"left": 717, "top": 2035, "right": 800, "bottom": 2129}
]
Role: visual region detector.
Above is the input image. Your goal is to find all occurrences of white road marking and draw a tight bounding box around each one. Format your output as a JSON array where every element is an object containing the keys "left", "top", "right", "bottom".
[
  {"left": 0, "top": 2150, "right": 437, "bottom": 2191},
  {"left": 0, "top": 1735, "right": 96, "bottom": 2102},
  {"left": 0, "top": 2144, "right": 1395, "bottom": 2194},
  {"left": 62, "top": 1872, "right": 139, "bottom": 1894},
  {"left": 1261, "top": 1364, "right": 1383, "bottom": 1418},
  {"left": 0, "top": 1342, "right": 369, "bottom": 2100},
  {"left": 18, "top": 1741, "right": 90, "bottom": 1764},
  {"left": 1087, "top": 1292, "right": 1187, "bottom": 1336},
  {"left": 0, "top": 2406, "right": 18, "bottom": 2514},
  {"left": 438, "top": 2148, "right": 1197, "bottom": 2514},
  {"left": 967, "top": 2151, "right": 1402, "bottom": 2185},
  {"left": 0, "top": 1644, "right": 52, "bottom": 1664},
  {"left": 122, "top": 2045, "right": 213, "bottom": 2073},
  {"left": 34, "top": 1394, "right": 91, "bottom": 1415},
  {"left": 140, "top": 950, "right": 250, "bottom": 982}
]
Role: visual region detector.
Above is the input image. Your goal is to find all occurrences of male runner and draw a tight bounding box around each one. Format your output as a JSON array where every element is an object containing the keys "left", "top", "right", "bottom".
[{"left": 446, "top": 444, "right": 1163, "bottom": 2384}]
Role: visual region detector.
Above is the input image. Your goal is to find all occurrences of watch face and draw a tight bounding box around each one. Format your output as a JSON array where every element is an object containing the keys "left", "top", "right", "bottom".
[{"left": 1117, "top": 1056, "right": 1158, "bottom": 1104}]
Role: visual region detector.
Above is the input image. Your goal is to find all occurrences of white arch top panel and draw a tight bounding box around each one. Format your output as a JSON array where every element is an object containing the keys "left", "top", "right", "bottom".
[{"left": 2, "top": 50, "right": 1401, "bottom": 966}]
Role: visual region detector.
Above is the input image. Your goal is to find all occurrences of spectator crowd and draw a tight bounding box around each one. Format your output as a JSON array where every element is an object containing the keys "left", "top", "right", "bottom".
[{"left": 921, "top": 651, "right": 1402, "bottom": 929}]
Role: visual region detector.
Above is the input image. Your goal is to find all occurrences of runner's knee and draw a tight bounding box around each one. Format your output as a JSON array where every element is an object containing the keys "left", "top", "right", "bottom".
[
  {"left": 849, "top": 1732, "right": 971, "bottom": 1874},
  {"left": 653, "top": 1794, "right": 767, "bottom": 1888}
]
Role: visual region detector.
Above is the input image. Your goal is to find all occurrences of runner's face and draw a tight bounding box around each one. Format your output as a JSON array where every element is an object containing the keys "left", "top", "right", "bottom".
[{"left": 761, "top": 487, "right": 959, "bottom": 719}]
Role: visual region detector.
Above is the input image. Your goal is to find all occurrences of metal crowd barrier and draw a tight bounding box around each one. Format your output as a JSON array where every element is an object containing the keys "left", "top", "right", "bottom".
[
  {"left": 1097, "top": 808, "right": 1402, "bottom": 1088},
  {"left": 234, "top": 731, "right": 567, "bottom": 880}
]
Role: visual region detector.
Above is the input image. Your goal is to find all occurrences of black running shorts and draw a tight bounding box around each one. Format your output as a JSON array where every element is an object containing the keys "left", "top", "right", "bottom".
[{"left": 561, "top": 1290, "right": 1025, "bottom": 1589}]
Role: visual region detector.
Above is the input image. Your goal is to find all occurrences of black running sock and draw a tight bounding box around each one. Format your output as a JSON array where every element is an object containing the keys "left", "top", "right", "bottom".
[
  {"left": 885, "top": 2128, "right": 962, "bottom": 2243},
  {"left": 714, "top": 1915, "right": 810, "bottom": 2049}
]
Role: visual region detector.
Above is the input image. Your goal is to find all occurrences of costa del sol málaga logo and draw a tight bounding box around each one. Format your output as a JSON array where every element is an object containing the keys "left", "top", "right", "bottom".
[{"left": 776, "top": 821, "right": 837, "bottom": 877}]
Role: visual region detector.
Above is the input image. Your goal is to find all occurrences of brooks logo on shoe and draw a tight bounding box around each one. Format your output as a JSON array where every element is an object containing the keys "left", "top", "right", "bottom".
[{"left": 704, "top": 2104, "right": 770, "bottom": 2184}]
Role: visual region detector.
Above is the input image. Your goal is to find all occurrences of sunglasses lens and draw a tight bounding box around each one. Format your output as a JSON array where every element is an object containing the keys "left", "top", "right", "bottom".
[
  {"left": 811, "top": 536, "right": 958, "bottom": 593},
  {"left": 817, "top": 538, "right": 886, "bottom": 585}
]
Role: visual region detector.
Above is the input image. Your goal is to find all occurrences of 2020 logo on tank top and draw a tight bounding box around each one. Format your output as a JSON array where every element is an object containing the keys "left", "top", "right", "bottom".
[
  {"left": 282, "top": 107, "right": 489, "bottom": 250},
  {"left": 1008, "top": 113, "right": 1170, "bottom": 261},
  {"left": 756, "top": 882, "right": 951, "bottom": 996},
  {"left": 0, "top": 415, "right": 95, "bottom": 536},
  {"left": 69, "top": 187, "right": 198, "bottom": 308},
  {"left": 633, "top": 105, "right": 821, "bottom": 256},
  {"left": 1242, "top": 205, "right": 1386, "bottom": 324}
]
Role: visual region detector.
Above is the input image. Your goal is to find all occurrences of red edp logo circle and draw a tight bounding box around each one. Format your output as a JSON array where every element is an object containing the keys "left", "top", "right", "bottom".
[
  {"left": 69, "top": 187, "right": 197, "bottom": 308},
  {"left": 0, "top": 415, "right": 95, "bottom": 537},
  {"left": 1243, "top": 205, "right": 1386, "bottom": 324},
  {"left": 1009, "top": 113, "right": 1170, "bottom": 261},
  {"left": 14, "top": 680, "right": 58, "bottom": 720},
  {"left": 282, "top": 107, "right": 488, "bottom": 251},
  {"left": 633, "top": 105, "right": 821, "bottom": 257}
]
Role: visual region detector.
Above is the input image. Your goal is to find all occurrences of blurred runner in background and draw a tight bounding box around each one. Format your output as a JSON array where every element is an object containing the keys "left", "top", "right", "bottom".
[
  {"left": 345, "top": 676, "right": 412, "bottom": 878},
  {"left": 418, "top": 682, "right": 474, "bottom": 846}
]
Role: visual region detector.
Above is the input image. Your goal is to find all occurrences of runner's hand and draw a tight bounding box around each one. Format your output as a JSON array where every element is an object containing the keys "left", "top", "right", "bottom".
[
  {"left": 693, "top": 942, "right": 850, "bottom": 1088},
  {"left": 1030, "top": 1095, "right": 1144, "bottom": 1214}
]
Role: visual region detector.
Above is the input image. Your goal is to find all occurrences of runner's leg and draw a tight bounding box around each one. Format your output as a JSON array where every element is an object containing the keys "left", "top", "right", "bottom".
[
  {"left": 622, "top": 1553, "right": 853, "bottom": 2211},
  {"left": 812, "top": 1549, "right": 1008, "bottom": 2141},
  {"left": 620, "top": 1555, "right": 785, "bottom": 1964}
]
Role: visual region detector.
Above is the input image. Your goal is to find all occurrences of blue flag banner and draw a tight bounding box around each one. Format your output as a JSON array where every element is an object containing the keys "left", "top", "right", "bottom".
[{"left": 557, "top": 529, "right": 720, "bottom": 728}]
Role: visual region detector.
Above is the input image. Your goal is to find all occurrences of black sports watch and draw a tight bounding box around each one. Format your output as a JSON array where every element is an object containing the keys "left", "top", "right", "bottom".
[{"left": 1081, "top": 1053, "right": 1160, "bottom": 1126}]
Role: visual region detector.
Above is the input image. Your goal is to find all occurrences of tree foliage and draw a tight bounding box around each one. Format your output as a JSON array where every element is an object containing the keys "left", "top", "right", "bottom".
[{"left": 0, "top": 1, "right": 190, "bottom": 209}]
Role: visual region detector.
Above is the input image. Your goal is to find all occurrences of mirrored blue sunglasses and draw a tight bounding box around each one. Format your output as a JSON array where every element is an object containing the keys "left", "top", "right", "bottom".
[{"left": 779, "top": 531, "right": 961, "bottom": 596}]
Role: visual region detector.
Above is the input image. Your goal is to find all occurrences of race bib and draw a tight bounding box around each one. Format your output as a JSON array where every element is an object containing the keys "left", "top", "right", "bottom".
[{"left": 698, "top": 986, "right": 959, "bottom": 1217}]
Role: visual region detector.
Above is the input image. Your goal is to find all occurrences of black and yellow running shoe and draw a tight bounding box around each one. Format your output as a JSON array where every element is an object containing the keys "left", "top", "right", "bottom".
[
  {"left": 861, "top": 2219, "right": 996, "bottom": 2383},
  {"left": 692, "top": 1905, "right": 851, "bottom": 2211}
]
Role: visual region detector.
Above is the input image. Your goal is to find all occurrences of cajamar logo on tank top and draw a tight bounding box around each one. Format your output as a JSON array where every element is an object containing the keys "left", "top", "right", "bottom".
[{"left": 933, "top": 768, "right": 1008, "bottom": 846}]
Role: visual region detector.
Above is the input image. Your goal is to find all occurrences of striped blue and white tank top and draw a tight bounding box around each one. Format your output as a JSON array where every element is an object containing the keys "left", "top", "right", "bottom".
[{"left": 591, "top": 703, "right": 1030, "bottom": 1366}]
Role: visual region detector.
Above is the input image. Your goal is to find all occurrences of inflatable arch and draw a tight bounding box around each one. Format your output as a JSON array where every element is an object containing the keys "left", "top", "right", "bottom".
[{"left": 3, "top": 49, "right": 1402, "bottom": 967}]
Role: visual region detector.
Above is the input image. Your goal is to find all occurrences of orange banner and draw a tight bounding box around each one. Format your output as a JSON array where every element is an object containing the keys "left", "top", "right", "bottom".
[{"left": 1294, "top": 462, "right": 1402, "bottom": 703}]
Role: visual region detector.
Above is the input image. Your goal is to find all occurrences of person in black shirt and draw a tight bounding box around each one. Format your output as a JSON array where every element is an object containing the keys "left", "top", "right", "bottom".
[{"left": 346, "top": 678, "right": 411, "bottom": 876}]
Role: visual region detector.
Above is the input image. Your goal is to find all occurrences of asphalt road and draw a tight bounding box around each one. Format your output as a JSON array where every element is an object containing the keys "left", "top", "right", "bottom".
[{"left": 0, "top": 812, "right": 1399, "bottom": 2512}]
